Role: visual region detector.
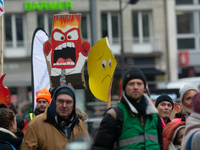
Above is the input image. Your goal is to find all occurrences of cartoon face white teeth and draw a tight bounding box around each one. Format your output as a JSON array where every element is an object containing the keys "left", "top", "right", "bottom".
[
  {"left": 53, "top": 62, "right": 75, "bottom": 65},
  {"left": 55, "top": 42, "right": 75, "bottom": 50}
]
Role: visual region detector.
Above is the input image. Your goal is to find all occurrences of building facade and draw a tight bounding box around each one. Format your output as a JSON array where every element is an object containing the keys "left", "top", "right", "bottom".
[{"left": 1, "top": 0, "right": 191, "bottom": 114}]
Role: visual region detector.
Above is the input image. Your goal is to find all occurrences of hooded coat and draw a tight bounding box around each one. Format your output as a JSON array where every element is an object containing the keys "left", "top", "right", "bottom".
[
  {"left": 163, "top": 121, "right": 185, "bottom": 150},
  {"left": 21, "top": 85, "right": 89, "bottom": 150},
  {"left": 181, "top": 113, "right": 200, "bottom": 150}
]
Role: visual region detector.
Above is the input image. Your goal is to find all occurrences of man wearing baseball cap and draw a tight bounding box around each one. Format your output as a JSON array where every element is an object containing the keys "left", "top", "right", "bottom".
[
  {"left": 24, "top": 88, "right": 52, "bottom": 123},
  {"left": 92, "top": 67, "right": 163, "bottom": 150}
]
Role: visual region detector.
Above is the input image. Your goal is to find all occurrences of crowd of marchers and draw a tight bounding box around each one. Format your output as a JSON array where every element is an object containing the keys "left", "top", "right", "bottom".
[{"left": 0, "top": 67, "right": 200, "bottom": 150}]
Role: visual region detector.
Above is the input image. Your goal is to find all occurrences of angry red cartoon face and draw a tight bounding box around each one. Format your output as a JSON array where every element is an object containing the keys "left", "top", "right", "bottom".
[{"left": 51, "top": 28, "right": 82, "bottom": 69}]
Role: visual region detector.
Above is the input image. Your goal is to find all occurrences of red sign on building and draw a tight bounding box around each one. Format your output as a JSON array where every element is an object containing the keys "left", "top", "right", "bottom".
[{"left": 179, "top": 51, "right": 189, "bottom": 66}]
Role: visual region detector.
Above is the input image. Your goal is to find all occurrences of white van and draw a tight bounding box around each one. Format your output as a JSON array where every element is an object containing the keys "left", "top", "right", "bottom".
[{"left": 166, "top": 77, "right": 200, "bottom": 90}]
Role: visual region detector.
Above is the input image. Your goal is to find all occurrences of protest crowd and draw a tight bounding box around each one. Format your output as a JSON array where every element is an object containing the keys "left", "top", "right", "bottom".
[
  {"left": 0, "top": 6, "right": 199, "bottom": 150},
  {"left": 0, "top": 66, "right": 200, "bottom": 150}
]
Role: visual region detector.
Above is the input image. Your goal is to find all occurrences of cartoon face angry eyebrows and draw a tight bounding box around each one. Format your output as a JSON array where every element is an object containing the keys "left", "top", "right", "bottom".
[
  {"left": 51, "top": 27, "right": 82, "bottom": 69},
  {"left": 50, "top": 14, "right": 82, "bottom": 69},
  {"left": 43, "top": 13, "right": 90, "bottom": 89}
]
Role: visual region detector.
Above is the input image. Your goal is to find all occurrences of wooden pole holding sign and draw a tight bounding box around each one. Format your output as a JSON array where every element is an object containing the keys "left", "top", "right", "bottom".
[
  {"left": 1, "top": 14, "right": 4, "bottom": 76},
  {"left": 107, "top": 78, "right": 113, "bottom": 109}
]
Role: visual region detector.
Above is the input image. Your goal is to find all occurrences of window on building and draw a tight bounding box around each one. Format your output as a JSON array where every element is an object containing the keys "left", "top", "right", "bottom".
[
  {"left": 176, "top": 0, "right": 193, "bottom": 4},
  {"left": 177, "top": 12, "right": 194, "bottom": 34},
  {"left": 101, "top": 12, "right": 120, "bottom": 44},
  {"left": 5, "top": 14, "right": 24, "bottom": 48},
  {"left": 38, "top": 13, "right": 90, "bottom": 42},
  {"left": 134, "top": 57, "right": 155, "bottom": 65},
  {"left": 176, "top": 11, "right": 199, "bottom": 50},
  {"left": 38, "top": 14, "right": 54, "bottom": 35},
  {"left": 81, "top": 13, "right": 91, "bottom": 42},
  {"left": 132, "top": 11, "right": 152, "bottom": 44}
]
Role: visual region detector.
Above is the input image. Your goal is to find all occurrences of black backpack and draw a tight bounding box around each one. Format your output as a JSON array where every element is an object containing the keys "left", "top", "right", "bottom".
[
  {"left": 94, "top": 105, "right": 123, "bottom": 140},
  {"left": 110, "top": 105, "right": 123, "bottom": 147}
]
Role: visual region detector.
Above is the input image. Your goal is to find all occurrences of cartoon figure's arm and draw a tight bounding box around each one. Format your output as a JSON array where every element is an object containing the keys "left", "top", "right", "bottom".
[
  {"left": 44, "top": 41, "right": 52, "bottom": 56},
  {"left": 81, "top": 41, "right": 90, "bottom": 57}
]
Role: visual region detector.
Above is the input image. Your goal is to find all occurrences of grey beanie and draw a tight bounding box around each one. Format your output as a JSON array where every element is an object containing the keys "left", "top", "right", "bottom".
[{"left": 179, "top": 84, "right": 198, "bottom": 102}]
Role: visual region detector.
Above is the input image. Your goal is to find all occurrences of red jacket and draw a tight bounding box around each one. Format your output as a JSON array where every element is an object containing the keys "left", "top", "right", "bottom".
[{"left": 162, "top": 121, "right": 185, "bottom": 150}]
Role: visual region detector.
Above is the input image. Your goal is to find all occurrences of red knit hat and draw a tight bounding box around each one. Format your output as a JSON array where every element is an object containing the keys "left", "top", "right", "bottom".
[{"left": 36, "top": 88, "right": 52, "bottom": 104}]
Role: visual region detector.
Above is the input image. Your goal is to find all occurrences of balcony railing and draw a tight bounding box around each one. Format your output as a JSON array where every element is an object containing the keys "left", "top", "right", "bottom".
[
  {"left": 2, "top": 36, "right": 163, "bottom": 57},
  {"left": 108, "top": 36, "right": 163, "bottom": 54},
  {"left": 4, "top": 41, "right": 32, "bottom": 50}
]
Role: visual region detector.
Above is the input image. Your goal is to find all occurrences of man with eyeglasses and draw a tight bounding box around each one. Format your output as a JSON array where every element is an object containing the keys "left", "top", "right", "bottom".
[{"left": 21, "top": 85, "right": 90, "bottom": 150}]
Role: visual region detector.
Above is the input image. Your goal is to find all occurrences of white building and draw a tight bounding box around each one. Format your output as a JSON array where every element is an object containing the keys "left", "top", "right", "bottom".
[{"left": 2, "top": 0, "right": 196, "bottom": 114}]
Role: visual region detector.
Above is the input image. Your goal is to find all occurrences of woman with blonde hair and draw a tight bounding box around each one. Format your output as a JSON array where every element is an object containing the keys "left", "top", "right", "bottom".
[{"left": 0, "top": 108, "right": 24, "bottom": 150}]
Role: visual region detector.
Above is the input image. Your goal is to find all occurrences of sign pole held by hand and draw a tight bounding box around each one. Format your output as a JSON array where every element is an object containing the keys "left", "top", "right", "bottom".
[
  {"left": 1, "top": 14, "right": 4, "bottom": 76},
  {"left": 107, "top": 77, "right": 113, "bottom": 109},
  {"left": 0, "top": 0, "right": 5, "bottom": 76}
]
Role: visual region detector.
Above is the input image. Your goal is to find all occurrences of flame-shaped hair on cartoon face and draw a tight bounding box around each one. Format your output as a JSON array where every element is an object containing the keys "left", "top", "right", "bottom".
[
  {"left": 87, "top": 37, "right": 117, "bottom": 102},
  {"left": 52, "top": 14, "right": 81, "bottom": 31},
  {"left": 0, "top": 74, "right": 11, "bottom": 106}
]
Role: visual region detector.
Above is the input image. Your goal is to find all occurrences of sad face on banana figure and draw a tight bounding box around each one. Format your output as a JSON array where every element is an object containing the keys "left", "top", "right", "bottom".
[{"left": 44, "top": 14, "right": 90, "bottom": 90}]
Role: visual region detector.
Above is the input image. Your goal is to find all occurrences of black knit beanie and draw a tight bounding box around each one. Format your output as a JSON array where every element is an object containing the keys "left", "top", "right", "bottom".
[
  {"left": 122, "top": 67, "right": 146, "bottom": 90},
  {"left": 155, "top": 93, "right": 174, "bottom": 109},
  {"left": 56, "top": 87, "right": 74, "bottom": 100}
]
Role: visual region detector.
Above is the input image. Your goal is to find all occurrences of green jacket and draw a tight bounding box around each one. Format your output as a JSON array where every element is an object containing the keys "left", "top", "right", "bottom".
[{"left": 114, "top": 102, "right": 160, "bottom": 150}]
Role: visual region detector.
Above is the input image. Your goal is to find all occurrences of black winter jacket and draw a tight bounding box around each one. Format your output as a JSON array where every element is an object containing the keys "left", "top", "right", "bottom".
[
  {"left": 91, "top": 93, "right": 163, "bottom": 150},
  {"left": 0, "top": 128, "right": 24, "bottom": 150}
]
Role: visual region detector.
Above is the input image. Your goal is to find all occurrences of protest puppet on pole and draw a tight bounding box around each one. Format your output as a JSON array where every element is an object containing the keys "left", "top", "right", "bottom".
[
  {"left": 87, "top": 37, "right": 117, "bottom": 108},
  {"left": 43, "top": 14, "right": 90, "bottom": 90},
  {"left": 31, "top": 14, "right": 90, "bottom": 111}
]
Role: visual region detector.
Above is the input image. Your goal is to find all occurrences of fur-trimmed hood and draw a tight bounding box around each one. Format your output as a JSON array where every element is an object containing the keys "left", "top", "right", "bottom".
[
  {"left": 181, "top": 113, "right": 200, "bottom": 150},
  {"left": 0, "top": 127, "right": 23, "bottom": 149},
  {"left": 122, "top": 92, "right": 158, "bottom": 115}
]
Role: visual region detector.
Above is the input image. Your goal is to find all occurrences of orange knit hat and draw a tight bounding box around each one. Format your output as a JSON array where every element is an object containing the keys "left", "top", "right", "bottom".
[{"left": 36, "top": 88, "right": 51, "bottom": 104}]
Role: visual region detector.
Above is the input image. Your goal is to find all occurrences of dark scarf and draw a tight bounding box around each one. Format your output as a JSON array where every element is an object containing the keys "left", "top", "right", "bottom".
[
  {"left": 124, "top": 93, "right": 147, "bottom": 116},
  {"left": 45, "top": 108, "right": 79, "bottom": 139},
  {"left": 35, "top": 108, "right": 44, "bottom": 115},
  {"left": 57, "top": 113, "right": 74, "bottom": 130}
]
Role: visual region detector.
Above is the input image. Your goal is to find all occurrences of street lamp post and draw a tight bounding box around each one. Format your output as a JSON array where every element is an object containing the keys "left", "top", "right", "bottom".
[
  {"left": 119, "top": 0, "right": 139, "bottom": 77},
  {"left": 119, "top": 0, "right": 125, "bottom": 77}
]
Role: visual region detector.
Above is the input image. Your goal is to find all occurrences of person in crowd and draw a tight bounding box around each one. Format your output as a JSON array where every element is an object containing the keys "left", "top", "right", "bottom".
[
  {"left": 144, "top": 85, "right": 151, "bottom": 97},
  {"left": 8, "top": 102, "right": 25, "bottom": 138},
  {"left": 181, "top": 91, "right": 200, "bottom": 150},
  {"left": 7, "top": 102, "right": 24, "bottom": 129},
  {"left": 24, "top": 88, "right": 52, "bottom": 123},
  {"left": 50, "top": 87, "right": 88, "bottom": 122},
  {"left": 155, "top": 93, "right": 173, "bottom": 125},
  {"left": 21, "top": 101, "right": 32, "bottom": 119},
  {"left": 91, "top": 67, "right": 163, "bottom": 150},
  {"left": 0, "top": 103, "right": 7, "bottom": 108},
  {"left": 0, "top": 102, "right": 25, "bottom": 138},
  {"left": 163, "top": 121, "right": 185, "bottom": 150},
  {"left": 0, "top": 108, "right": 24, "bottom": 150},
  {"left": 8, "top": 102, "right": 18, "bottom": 115},
  {"left": 177, "top": 84, "right": 198, "bottom": 121},
  {"left": 21, "top": 85, "right": 90, "bottom": 150}
]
